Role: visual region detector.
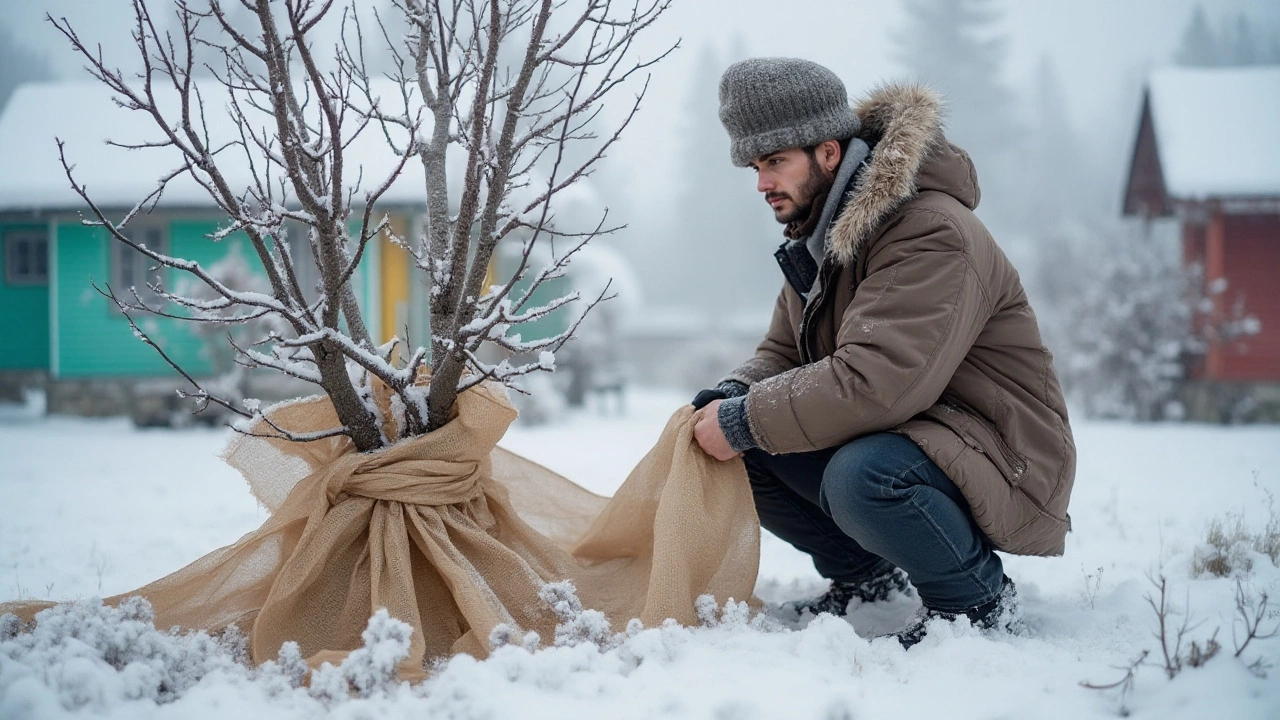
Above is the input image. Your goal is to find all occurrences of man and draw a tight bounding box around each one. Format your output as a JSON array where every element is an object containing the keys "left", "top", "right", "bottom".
[{"left": 691, "top": 57, "right": 1076, "bottom": 647}]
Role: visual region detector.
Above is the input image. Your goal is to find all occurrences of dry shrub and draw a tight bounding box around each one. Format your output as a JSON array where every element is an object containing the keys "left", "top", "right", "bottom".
[{"left": 1191, "top": 490, "right": 1280, "bottom": 578}]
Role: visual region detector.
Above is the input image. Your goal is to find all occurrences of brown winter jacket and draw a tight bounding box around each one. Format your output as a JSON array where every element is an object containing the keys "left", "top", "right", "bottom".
[{"left": 725, "top": 83, "right": 1076, "bottom": 557}]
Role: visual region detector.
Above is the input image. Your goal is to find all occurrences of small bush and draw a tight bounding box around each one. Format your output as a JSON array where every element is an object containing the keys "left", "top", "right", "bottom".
[
  {"left": 1256, "top": 508, "right": 1280, "bottom": 567},
  {"left": 1191, "top": 492, "right": 1280, "bottom": 577},
  {"left": 1192, "top": 514, "right": 1255, "bottom": 577}
]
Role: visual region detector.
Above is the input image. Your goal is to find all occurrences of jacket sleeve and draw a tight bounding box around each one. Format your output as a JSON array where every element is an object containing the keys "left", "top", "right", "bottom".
[
  {"left": 722, "top": 284, "right": 803, "bottom": 387},
  {"left": 744, "top": 209, "right": 994, "bottom": 454}
]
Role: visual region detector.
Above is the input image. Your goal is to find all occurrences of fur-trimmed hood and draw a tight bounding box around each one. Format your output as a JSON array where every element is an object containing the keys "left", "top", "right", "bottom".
[{"left": 827, "top": 82, "right": 980, "bottom": 266}]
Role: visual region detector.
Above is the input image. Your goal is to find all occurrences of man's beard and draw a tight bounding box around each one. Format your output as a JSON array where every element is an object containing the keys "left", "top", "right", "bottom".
[{"left": 769, "top": 155, "right": 835, "bottom": 225}]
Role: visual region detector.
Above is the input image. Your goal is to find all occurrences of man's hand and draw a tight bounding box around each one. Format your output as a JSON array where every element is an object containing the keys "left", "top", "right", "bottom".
[{"left": 694, "top": 399, "right": 740, "bottom": 461}]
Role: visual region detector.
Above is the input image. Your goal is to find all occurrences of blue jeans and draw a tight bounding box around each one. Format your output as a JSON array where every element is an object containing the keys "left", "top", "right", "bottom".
[{"left": 744, "top": 432, "right": 1004, "bottom": 612}]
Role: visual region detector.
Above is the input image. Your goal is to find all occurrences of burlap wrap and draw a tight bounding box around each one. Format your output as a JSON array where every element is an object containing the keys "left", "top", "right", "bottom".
[{"left": 2, "top": 383, "right": 759, "bottom": 678}]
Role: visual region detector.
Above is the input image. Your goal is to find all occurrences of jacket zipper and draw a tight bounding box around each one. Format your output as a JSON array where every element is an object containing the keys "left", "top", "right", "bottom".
[
  {"left": 799, "top": 259, "right": 836, "bottom": 363},
  {"left": 943, "top": 399, "right": 1028, "bottom": 486}
]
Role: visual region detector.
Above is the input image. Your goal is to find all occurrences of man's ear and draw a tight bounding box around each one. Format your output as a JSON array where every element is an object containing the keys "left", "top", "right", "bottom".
[{"left": 817, "top": 140, "right": 842, "bottom": 173}]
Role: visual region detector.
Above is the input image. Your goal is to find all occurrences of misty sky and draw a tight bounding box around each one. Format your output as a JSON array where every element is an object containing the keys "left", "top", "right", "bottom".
[
  {"left": 11, "top": 1, "right": 1278, "bottom": 179},
  {"left": 5, "top": 0, "right": 1278, "bottom": 237},
  {"left": 610, "top": 0, "right": 1279, "bottom": 206},
  {"left": 8, "top": 0, "right": 1278, "bottom": 199}
]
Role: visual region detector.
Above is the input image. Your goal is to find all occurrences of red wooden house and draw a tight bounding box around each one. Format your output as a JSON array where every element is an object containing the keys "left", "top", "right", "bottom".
[{"left": 1123, "top": 66, "right": 1280, "bottom": 421}]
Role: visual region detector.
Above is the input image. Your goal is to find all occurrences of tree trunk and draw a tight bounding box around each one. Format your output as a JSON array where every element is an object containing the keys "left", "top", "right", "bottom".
[{"left": 315, "top": 343, "right": 383, "bottom": 451}]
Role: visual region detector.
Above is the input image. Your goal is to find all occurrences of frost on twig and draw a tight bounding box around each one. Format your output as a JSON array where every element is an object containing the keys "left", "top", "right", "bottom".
[
  {"left": 255, "top": 641, "right": 309, "bottom": 693},
  {"left": 0, "top": 597, "right": 248, "bottom": 710},
  {"left": 694, "top": 594, "right": 752, "bottom": 629},
  {"left": 1232, "top": 578, "right": 1280, "bottom": 671},
  {"left": 488, "top": 623, "right": 542, "bottom": 653},
  {"left": 1080, "top": 650, "right": 1148, "bottom": 717},
  {"left": 365, "top": 0, "right": 674, "bottom": 431},
  {"left": 308, "top": 609, "right": 413, "bottom": 703},
  {"left": 539, "top": 580, "right": 619, "bottom": 650},
  {"left": 48, "top": 0, "right": 410, "bottom": 451}
]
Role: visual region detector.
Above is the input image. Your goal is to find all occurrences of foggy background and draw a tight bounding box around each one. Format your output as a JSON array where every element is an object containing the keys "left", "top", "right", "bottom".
[{"left": 3, "top": 0, "right": 1278, "bottom": 418}]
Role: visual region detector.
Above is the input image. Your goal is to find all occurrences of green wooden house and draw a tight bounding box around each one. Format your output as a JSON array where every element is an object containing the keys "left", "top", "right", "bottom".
[
  {"left": 0, "top": 81, "right": 427, "bottom": 414},
  {"left": 0, "top": 81, "right": 583, "bottom": 415}
]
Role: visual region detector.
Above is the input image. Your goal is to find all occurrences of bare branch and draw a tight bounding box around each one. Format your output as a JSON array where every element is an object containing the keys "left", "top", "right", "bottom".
[
  {"left": 1080, "top": 650, "right": 1148, "bottom": 717},
  {"left": 97, "top": 283, "right": 253, "bottom": 420},
  {"left": 1233, "top": 578, "right": 1280, "bottom": 659},
  {"left": 232, "top": 413, "right": 352, "bottom": 443},
  {"left": 54, "top": 0, "right": 672, "bottom": 447}
]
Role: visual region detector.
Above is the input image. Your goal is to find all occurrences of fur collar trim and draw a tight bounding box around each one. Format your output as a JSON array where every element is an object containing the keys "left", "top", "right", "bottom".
[{"left": 828, "top": 82, "right": 946, "bottom": 266}]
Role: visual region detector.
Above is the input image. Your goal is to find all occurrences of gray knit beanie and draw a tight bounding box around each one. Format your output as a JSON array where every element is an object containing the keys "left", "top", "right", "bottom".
[{"left": 718, "top": 57, "right": 861, "bottom": 167}]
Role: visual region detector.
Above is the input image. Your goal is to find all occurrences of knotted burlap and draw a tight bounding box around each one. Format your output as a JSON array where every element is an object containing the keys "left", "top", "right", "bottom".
[{"left": 2, "top": 383, "right": 758, "bottom": 678}]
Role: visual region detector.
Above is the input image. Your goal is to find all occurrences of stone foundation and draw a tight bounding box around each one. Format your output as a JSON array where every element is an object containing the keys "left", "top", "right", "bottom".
[
  {"left": 41, "top": 372, "right": 319, "bottom": 426},
  {"left": 0, "top": 370, "right": 47, "bottom": 403}
]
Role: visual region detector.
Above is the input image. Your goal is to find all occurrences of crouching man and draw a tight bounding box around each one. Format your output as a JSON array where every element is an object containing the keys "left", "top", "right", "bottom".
[{"left": 691, "top": 58, "right": 1076, "bottom": 647}]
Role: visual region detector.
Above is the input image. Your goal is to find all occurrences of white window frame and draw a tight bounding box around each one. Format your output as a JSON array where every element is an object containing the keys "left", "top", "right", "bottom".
[
  {"left": 112, "top": 223, "right": 169, "bottom": 308},
  {"left": 4, "top": 229, "right": 49, "bottom": 286}
]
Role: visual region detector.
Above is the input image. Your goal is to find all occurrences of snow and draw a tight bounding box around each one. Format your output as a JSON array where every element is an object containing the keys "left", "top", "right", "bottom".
[
  {"left": 2, "top": 390, "right": 1280, "bottom": 719},
  {"left": 564, "top": 243, "right": 645, "bottom": 318},
  {"left": 0, "top": 80, "right": 429, "bottom": 213},
  {"left": 1147, "top": 66, "right": 1280, "bottom": 199}
]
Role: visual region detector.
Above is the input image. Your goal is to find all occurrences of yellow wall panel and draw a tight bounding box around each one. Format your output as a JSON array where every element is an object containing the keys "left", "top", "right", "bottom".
[{"left": 380, "top": 215, "right": 411, "bottom": 351}]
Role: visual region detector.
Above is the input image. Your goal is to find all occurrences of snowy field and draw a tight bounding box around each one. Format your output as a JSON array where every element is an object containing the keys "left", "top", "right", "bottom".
[{"left": 2, "top": 387, "right": 1279, "bottom": 719}]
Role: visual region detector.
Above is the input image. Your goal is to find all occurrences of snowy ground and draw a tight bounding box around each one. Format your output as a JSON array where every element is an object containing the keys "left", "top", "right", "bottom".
[{"left": 2, "top": 387, "right": 1279, "bottom": 719}]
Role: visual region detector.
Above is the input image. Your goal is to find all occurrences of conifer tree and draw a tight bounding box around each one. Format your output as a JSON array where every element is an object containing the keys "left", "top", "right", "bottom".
[
  {"left": 669, "top": 41, "right": 777, "bottom": 319},
  {"left": 1175, "top": 5, "right": 1223, "bottom": 67},
  {"left": 1023, "top": 56, "right": 1078, "bottom": 232},
  {"left": 1225, "top": 14, "right": 1258, "bottom": 66},
  {"left": 892, "top": 0, "right": 1016, "bottom": 165},
  {"left": 0, "top": 22, "right": 53, "bottom": 112},
  {"left": 1175, "top": 6, "right": 1280, "bottom": 67},
  {"left": 891, "top": 0, "right": 1019, "bottom": 227}
]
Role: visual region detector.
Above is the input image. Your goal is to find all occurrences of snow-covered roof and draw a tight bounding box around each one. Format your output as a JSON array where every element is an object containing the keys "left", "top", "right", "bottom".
[
  {"left": 0, "top": 79, "right": 430, "bottom": 213},
  {"left": 1147, "top": 66, "right": 1280, "bottom": 199}
]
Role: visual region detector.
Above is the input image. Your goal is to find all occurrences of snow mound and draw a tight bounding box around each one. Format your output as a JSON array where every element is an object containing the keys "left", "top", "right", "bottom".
[
  {"left": 0, "top": 600, "right": 420, "bottom": 716},
  {"left": 0, "top": 597, "right": 246, "bottom": 712}
]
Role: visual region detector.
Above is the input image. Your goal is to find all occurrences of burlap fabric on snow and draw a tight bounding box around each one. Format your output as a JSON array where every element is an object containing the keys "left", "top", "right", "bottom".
[{"left": 2, "top": 382, "right": 758, "bottom": 677}]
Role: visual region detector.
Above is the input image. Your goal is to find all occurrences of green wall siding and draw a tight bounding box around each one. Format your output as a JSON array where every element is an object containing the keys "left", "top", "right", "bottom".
[
  {"left": 55, "top": 222, "right": 212, "bottom": 378},
  {"left": 494, "top": 249, "right": 573, "bottom": 344},
  {"left": 355, "top": 219, "right": 380, "bottom": 341},
  {"left": 0, "top": 222, "right": 51, "bottom": 370},
  {"left": 54, "top": 216, "right": 383, "bottom": 379},
  {"left": 510, "top": 274, "right": 572, "bottom": 342}
]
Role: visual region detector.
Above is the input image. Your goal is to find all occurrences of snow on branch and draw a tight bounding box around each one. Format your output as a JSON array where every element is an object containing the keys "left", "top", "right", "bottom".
[
  {"left": 51, "top": 0, "right": 668, "bottom": 448},
  {"left": 377, "top": 0, "right": 672, "bottom": 430},
  {"left": 49, "top": 0, "right": 415, "bottom": 451}
]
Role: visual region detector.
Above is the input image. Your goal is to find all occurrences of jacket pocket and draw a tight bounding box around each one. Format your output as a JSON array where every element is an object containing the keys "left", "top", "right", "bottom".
[{"left": 926, "top": 401, "right": 1028, "bottom": 487}]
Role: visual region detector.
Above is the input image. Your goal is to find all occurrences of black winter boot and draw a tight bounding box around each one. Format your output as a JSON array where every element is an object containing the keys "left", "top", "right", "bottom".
[
  {"left": 895, "top": 575, "right": 1023, "bottom": 649},
  {"left": 783, "top": 568, "right": 911, "bottom": 618}
]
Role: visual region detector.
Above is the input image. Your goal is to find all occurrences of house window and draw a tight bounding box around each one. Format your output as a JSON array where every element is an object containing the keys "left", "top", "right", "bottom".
[
  {"left": 4, "top": 230, "right": 48, "bottom": 285},
  {"left": 112, "top": 224, "right": 169, "bottom": 307}
]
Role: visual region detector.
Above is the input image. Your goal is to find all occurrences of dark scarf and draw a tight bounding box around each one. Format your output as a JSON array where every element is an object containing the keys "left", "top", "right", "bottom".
[
  {"left": 773, "top": 138, "right": 872, "bottom": 297},
  {"left": 782, "top": 189, "right": 830, "bottom": 240}
]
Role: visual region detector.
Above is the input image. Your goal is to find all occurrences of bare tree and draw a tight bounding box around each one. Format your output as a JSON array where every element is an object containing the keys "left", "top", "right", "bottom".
[
  {"left": 351, "top": 0, "right": 673, "bottom": 430},
  {"left": 49, "top": 0, "right": 672, "bottom": 450}
]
